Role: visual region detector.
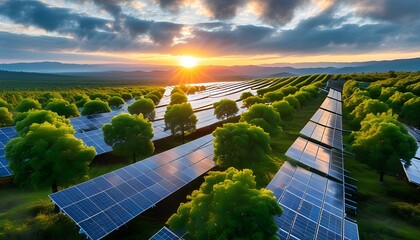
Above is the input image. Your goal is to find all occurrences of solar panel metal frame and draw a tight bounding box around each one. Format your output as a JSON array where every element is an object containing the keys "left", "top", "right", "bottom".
[
  {"left": 320, "top": 97, "right": 342, "bottom": 115},
  {"left": 327, "top": 89, "right": 342, "bottom": 102},
  {"left": 150, "top": 226, "right": 182, "bottom": 240},
  {"left": 50, "top": 134, "right": 216, "bottom": 240},
  {"left": 266, "top": 162, "right": 351, "bottom": 240},
  {"left": 310, "top": 108, "right": 342, "bottom": 130},
  {"left": 285, "top": 137, "right": 344, "bottom": 182},
  {"left": 344, "top": 219, "right": 360, "bottom": 240},
  {"left": 0, "top": 126, "right": 17, "bottom": 177},
  {"left": 300, "top": 121, "right": 343, "bottom": 151}
]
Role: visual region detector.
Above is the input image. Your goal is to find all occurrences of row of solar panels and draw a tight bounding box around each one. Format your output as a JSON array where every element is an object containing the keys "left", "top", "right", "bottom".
[
  {"left": 401, "top": 126, "right": 420, "bottom": 186},
  {"left": 151, "top": 88, "right": 359, "bottom": 240},
  {"left": 267, "top": 89, "right": 359, "bottom": 240},
  {"left": 0, "top": 80, "right": 271, "bottom": 177}
]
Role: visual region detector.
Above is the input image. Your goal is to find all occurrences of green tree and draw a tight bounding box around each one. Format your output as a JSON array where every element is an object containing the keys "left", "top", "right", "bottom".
[
  {"left": 168, "top": 167, "right": 282, "bottom": 240},
  {"left": 243, "top": 96, "right": 265, "bottom": 108},
  {"left": 350, "top": 112, "right": 417, "bottom": 182},
  {"left": 240, "top": 104, "right": 282, "bottom": 135},
  {"left": 121, "top": 93, "right": 133, "bottom": 100},
  {"left": 103, "top": 113, "right": 154, "bottom": 163},
  {"left": 108, "top": 96, "right": 125, "bottom": 107},
  {"left": 5, "top": 122, "right": 95, "bottom": 194},
  {"left": 213, "top": 123, "right": 271, "bottom": 169},
  {"left": 15, "top": 98, "right": 42, "bottom": 112},
  {"left": 144, "top": 93, "right": 160, "bottom": 105},
  {"left": 344, "top": 89, "right": 371, "bottom": 113},
  {"left": 0, "top": 107, "right": 13, "bottom": 127},
  {"left": 284, "top": 95, "right": 300, "bottom": 110},
  {"left": 350, "top": 99, "right": 389, "bottom": 129},
  {"left": 170, "top": 92, "right": 188, "bottom": 105},
  {"left": 400, "top": 97, "right": 420, "bottom": 128},
  {"left": 128, "top": 98, "right": 156, "bottom": 120},
  {"left": 164, "top": 103, "right": 197, "bottom": 143},
  {"left": 81, "top": 99, "right": 111, "bottom": 115},
  {"left": 240, "top": 91, "right": 253, "bottom": 100},
  {"left": 263, "top": 91, "right": 284, "bottom": 103},
  {"left": 293, "top": 91, "right": 311, "bottom": 106},
  {"left": 272, "top": 100, "right": 295, "bottom": 119},
  {"left": 74, "top": 95, "right": 90, "bottom": 108},
  {"left": 213, "top": 99, "right": 239, "bottom": 120},
  {"left": 45, "top": 99, "right": 80, "bottom": 118},
  {"left": 281, "top": 86, "right": 298, "bottom": 96},
  {"left": 387, "top": 91, "right": 415, "bottom": 113},
  {"left": 0, "top": 98, "right": 13, "bottom": 110},
  {"left": 15, "top": 110, "right": 70, "bottom": 136}
]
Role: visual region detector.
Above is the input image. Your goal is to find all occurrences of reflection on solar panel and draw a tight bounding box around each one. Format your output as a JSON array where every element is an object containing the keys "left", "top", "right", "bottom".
[
  {"left": 320, "top": 97, "right": 342, "bottom": 115},
  {"left": 300, "top": 121, "right": 343, "bottom": 151},
  {"left": 50, "top": 134, "right": 215, "bottom": 240},
  {"left": 71, "top": 111, "right": 121, "bottom": 133},
  {"left": 0, "top": 126, "right": 17, "bottom": 177},
  {"left": 328, "top": 89, "right": 342, "bottom": 101},
  {"left": 285, "top": 137, "right": 344, "bottom": 182},
  {"left": 266, "top": 162, "right": 356, "bottom": 240},
  {"left": 402, "top": 158, "right": 420, "bottom": 186},
  {"left": 344, "top": 220, "right": 360, "bottom": 240},
  {"left": 310, "top": 109, "right": 342, "bottom": 130},
  {"left": 150, "top": 227, "right": 182, "bottom": 240}
]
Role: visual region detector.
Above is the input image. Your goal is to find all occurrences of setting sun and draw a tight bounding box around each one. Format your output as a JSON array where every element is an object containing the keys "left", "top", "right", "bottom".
[{"left": 179, "top": 56, "right": 198, "bottom": 68}]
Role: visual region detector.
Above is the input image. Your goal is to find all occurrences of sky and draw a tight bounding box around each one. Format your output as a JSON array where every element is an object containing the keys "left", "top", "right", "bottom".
[{"left": 0, "top": 0, "right": 419, "bottom": 66}]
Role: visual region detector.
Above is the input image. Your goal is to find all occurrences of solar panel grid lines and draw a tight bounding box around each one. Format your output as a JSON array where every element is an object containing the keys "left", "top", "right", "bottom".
[
  {"left": 327, "top": 89, "right": 342, "bottom": 102},
  {"left": 401, "top": 159, "right": 420, "bottom": 186},
  {"left": 150, "top": 227, "right": 182, "bottom": 240},
  {"left": 310, "top": 108, "right": 343, "bottom": 130},
  {"left": 320, "top": 97, "right": 342, "bottom": 115},
  {"left": 49, "top": 134, "right": 216, "bottom": 240},
  {"left": 285, "top": 137, "right": 344, "bottom": 182},
  {"left": 300, "top": 121, "right": 343, "bottom": 151},
  {"left": 0, "top": 126, "right": 17, "bottom": 177},
  {"left": 267, "top": 162, "right": 349, "bottom": 240},
  {"left": 344, "top": 220, "right": 360, "bottom": 240}
]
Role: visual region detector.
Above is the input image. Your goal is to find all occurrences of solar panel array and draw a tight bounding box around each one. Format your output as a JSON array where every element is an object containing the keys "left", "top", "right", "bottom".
[
  {"left": 285, "top": 137, "right": 344, "bottom": 182},
  {"left": 150, "top": 227, "right": 182, "bottom": 240},
  {"left": 266, "top": 162, "right": 355, "bottom": 240},
  {"left": 320, "top": 97, "right": 342, "bottom": 115},
  {"left": 50, "top": 134, "right": 215, "bottom": 240},
  {"left": 300, "top": 121, "right": 343, "bottom": 151},
  {"left": 0, "top": 126, "right": 16, "bottom": 177},
  {"left": 401, "top": 126, "right": 420, "bottom": 186},
  {"left": 310, "top": 108, "right": 342, "bottom": 130},
  {"left": 328, "top": 89, "right": 342, "bottom": 101}
]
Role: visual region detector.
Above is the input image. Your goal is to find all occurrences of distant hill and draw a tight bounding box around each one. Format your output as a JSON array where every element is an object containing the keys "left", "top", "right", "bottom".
[{"left": 265, "top": 72, "right": 295, "bottom": 78}]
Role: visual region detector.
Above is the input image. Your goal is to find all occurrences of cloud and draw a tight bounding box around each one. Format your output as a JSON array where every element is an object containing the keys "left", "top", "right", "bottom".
[
  {"left": 156, "top": 0, "right": 187, "bottom": 13},
  {"left": 354, "top": 0, "right": 420, "bottom": 23},
  {"left": 252, "top": 0, "right": 309, "bottom": 26},
  {"left": 202, "top": 0, "right": 246, "bottom": 20}
]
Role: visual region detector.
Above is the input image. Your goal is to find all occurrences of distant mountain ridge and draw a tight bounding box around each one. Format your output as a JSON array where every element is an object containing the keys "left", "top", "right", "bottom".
[{"left": 0, "top": 57, "right": 419, "bottom": 79}]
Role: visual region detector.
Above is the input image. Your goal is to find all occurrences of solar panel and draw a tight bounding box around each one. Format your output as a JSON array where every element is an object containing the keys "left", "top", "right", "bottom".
[
  {"left": 150, "top": 227, "right": 182, "bottom": 240},
  {"left": 285, "top": 137, "right": 344, "bottom": 182},
  {"left": 50, "top": 134, "right": 216, "bottom": 240},
  {"left": 300, "top": 121, "right": 343, "bottom": 151},
  {"left": 266, "top": 162, "right": 353, "bottom": 240},
  {"left": 310, "top": 109, "right": 342, "bottom": 130},
  {"left": 327, "top": 89, "right": 342, "bottom": 102},
  {"left": 402, "top": 158, "right": 420, "bottom": 186},
  {"left": 344, "top": 219, "right": 360, "bottom": 240},
  {"left": 0, "top": 126, "right": 17, "bottom": 177},
  {"left": 320, "top": 97, "right": 342, "bottom": 115}
]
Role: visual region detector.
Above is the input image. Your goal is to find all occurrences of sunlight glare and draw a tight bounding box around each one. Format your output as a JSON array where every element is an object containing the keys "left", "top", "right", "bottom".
[{"left": 179, "top": 56, "right": 198, "bottom": 68}]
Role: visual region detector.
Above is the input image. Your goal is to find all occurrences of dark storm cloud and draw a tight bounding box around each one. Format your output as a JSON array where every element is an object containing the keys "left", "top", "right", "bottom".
[
  {"left": 355, "top": 0, "right": 420, "bottom": 23},
  {"left": 202, "top": 0, "right": 246, "bottom": 20},
  {"left": 253, "top": 0, "right": 309, "bottom": 26},
  {"left": 156, "top": 0, "right": 187, "bottom": 13}
]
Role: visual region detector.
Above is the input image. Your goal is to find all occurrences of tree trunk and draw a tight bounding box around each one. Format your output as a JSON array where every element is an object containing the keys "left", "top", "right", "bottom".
[
  {"left": 379, "top": 169, "right": 384, "bottom": 182},
  {"left": 52, "top": 182, "right": 60, "bottom": 213}
]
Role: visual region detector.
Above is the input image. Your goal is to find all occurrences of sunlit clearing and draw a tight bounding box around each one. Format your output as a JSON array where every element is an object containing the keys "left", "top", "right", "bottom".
[{"left": 179, "top": 56, "right": 198, "bottom": 68}]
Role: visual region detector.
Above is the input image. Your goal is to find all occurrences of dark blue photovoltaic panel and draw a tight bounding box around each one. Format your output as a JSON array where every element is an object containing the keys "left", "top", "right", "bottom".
[
  {"left": 320, "top": 97, "right": 342, "bottom": 115},
  {"left": 300, "top": 121, "right": 343, "bottom": 151},
  {"left": 150, "top": 227, "right": 182, "bottom": 240},
  {"left": 344, "top": 219, "right": 360, "bottom": 240},
  {"left": 0, "top": 126, "right": 17, "bottom": 177},
  {"left": 327, "top": 89, "right": 342, "bottom": 101},
  {"left": 50, "top": 134, "right": 215, "bottom": 240},
  {"left": 266, "top": 162, "right": 348, "bottom": 240},
  {"left": 401, "top": 126, "right": 420, "bottom": 186},
  {"left": 285, "top": 137, "right": 344, "bottom": 182},
  {"left": 310, "top": 109, "right": 342, "bottom": 130}
]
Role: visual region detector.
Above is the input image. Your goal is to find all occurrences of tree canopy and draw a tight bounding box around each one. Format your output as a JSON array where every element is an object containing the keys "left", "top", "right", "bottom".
[
  {"left": 5, "top": 122, "right": 95, "bottom": 192},
  {"left": 164, "top": 103, "right": 197, "bottom": 143},
  {"left": 45, "top": 99, "right": 80, "bottom": 118},
  {"left": 15, "top": 98, "right": 42, "bottom": 112},
  {"left": 243, "top": 96, "right": 265, "bottom": 108},
  {"left": 128, "top": 98, "right": 156, "bottom": 120},
  {"left": 240, "top": 91, "right": 253, "bottom": 100},
  {"left": 213, "top": 99, "right": 239, "bottom": 120},
  {"left": 400, "top": 97, "right": 420, "bottom": 128},
  {"left": 213, "top": 123, "right": 271, "bottom": 170},
  {"left": 0, "top": 107, "right": 13, "bottom": 127},
  {"left": 263, "top": 91, "right": 284, "bottom": 103},
  {"left": 0, "top": 98, "right": 13, "bottom": 110},
  {"left": 272, "top": 100, "right": 295, "bottom": 119},
  {"left": 108, "top": 96, "right": 125, "bottom": 107},
  {"left": 103, "top": 113, "right": 154, "bottom": 162},
  {"left": 167, "top": 167, "right": 282, "bottom": 240},
  {"left": 170, "top": 92, "right": 188, "bottom": 105},
  {"left": 15, "top": 110, "right": 70, "bottom": 136},
  {"left": 349, "top": 112, "right": 417, "bottom": 182},
  {"left": 350, "top": 99, "right": 389, "bottom": 128},
  {"left": 284, "top": 95, "right": 300, "bottom": 110},
  {"left": 240, "top": 104, "right": 282, "bottom": 135},
  {"left": 81, "top": 99, "right": 111, "bottom": 115}
]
